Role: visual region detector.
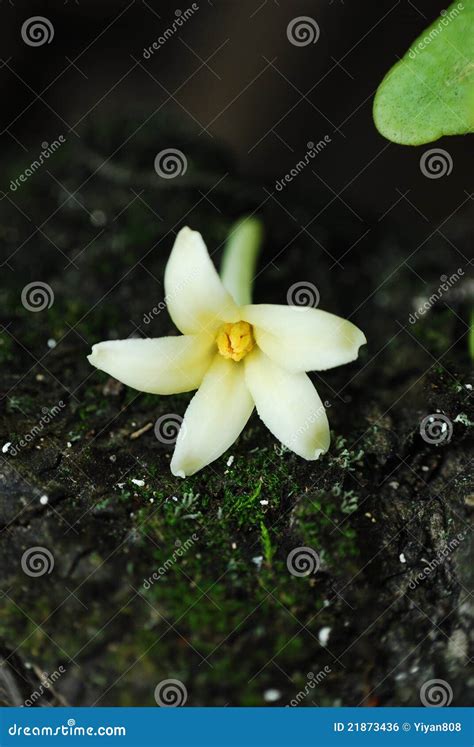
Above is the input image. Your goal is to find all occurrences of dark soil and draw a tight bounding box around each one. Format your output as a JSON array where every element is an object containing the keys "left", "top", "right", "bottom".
[{"left": 0, "top": 117, "right": 472, "bottom": 707}]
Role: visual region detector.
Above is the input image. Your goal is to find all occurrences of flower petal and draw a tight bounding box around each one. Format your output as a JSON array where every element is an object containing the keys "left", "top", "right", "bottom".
[
  {"left": 242, "top": 304, "right": 366, "bottom": 372},
  {"left": 244, "top": 348, "right": 330, "bottom": 460},
  {"left": 165, "top": 227, "right": 240, "bottom": 334},
  {"left": 88, "top": 335, "right": 213, "bottom": 394},
  {"left": 171, "top": 355, "right": 254, "bottom": 477}
]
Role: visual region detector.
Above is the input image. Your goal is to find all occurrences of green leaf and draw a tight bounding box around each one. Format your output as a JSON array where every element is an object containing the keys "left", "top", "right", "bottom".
[{"left": 373, "top": 0, "right": 474, "bottom": 145}]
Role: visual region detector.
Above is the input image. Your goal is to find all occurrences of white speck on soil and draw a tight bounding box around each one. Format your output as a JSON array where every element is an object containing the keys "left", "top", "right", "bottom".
[
  {"left": 263, "top": 689, "right": 281, "bottom": 702},
  {"left": 399, "top": 553, "right": 406, "bottom": 563},
  {"left": 388, "top": 481, "right": 399, "bottom": 489},
  {"left": 318, "top": 627, "right": 331, "bottom": 647},
  {"left": 260, "top": 499, "right": 269, "bottom": 505},
  {"left": 131, "top": 479, "right": 145, "bottom": 487},
  {"left": 39, "top": 495, "right": 49, "bottom": 505},
  {"left": 226, "top": 455, "right": 234, "bottom": 467},
  {"left": 2, "top": 442, "right": 11, "bottom": 454},
  {"left": 47, "top": 338, "right": 57, "bottom": 349}
]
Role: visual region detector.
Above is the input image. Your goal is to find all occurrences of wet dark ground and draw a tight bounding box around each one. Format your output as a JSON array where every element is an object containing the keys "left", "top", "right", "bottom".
[{"left": 0, "top": 118, "right": 472, "bottom": 706}]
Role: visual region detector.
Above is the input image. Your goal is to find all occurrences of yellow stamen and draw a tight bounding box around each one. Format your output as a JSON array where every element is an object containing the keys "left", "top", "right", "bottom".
[{"left": 216, "top": 321, "right": 254, "bottom": 362}]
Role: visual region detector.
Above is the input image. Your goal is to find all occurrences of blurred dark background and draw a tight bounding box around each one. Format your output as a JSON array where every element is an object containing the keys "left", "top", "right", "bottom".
[{"left": 0, "top": 0, "right": 471, "bottom": 223}]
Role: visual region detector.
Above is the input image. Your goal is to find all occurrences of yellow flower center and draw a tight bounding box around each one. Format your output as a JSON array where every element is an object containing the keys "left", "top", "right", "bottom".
[{"left": 216, "top": 321, "right": 254, "bottom": 362}]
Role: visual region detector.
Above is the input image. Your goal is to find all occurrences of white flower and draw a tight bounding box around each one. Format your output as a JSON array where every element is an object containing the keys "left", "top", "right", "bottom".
[{"left": 88, "top": 222, "right": 366, "bottom": 477}]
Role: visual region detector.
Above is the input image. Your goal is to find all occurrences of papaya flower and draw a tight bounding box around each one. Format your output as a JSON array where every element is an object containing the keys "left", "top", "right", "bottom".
[{"left": 88, "top": 219, "right": 366, "bottom": 477}]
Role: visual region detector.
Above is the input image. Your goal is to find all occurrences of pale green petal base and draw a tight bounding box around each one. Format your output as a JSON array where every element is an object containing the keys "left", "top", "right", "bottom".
[{"left": 220, "top": 217, "right": 263, "bottom": 305}]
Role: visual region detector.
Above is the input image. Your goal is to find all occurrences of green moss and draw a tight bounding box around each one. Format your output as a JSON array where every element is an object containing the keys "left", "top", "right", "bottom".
[
  {"left": 411, "top": 308, "right": 456, "bottom": 354},
  {"left": 327, "top": 435, "right": 364, "bottom": 472},
  {"left": 260, "top": 522, "right": 274, "bottom": 566},
  {"left": 0, "top": 332, "right": 14, "bottom": 363},
  {"left": 6, "top": 394, "right": 37, "bottom": 415}
]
